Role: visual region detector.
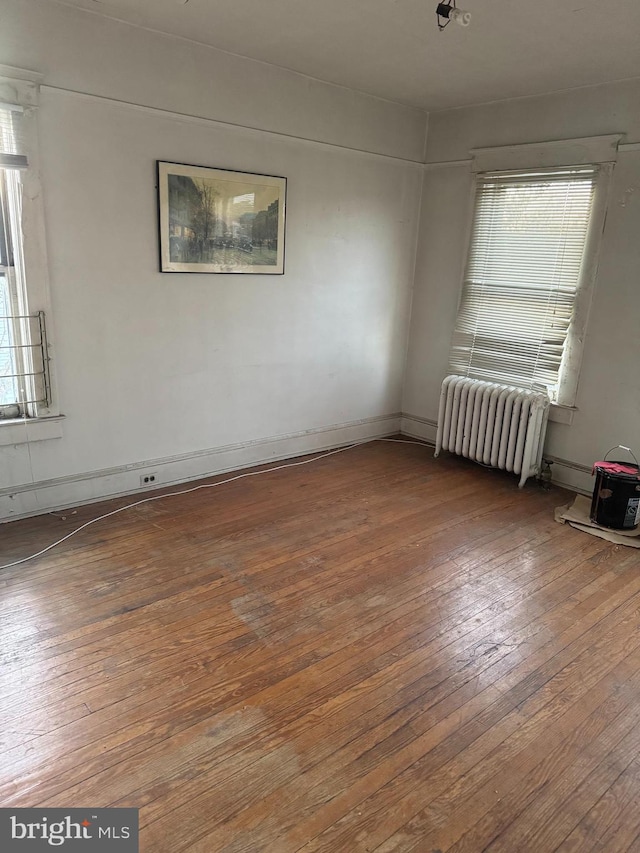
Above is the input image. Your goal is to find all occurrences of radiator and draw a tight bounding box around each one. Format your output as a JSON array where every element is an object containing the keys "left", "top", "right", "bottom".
[{"left": 434, "top": 375, "right": 550, "bottom": 488}]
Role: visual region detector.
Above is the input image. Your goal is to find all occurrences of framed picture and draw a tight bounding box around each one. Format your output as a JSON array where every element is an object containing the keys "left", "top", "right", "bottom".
[{"left": 157, "top": 161, "right": 287, "bottom": 274}]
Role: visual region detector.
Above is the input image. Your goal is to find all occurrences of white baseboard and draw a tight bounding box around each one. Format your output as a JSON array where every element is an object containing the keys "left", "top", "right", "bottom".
[
  {"left": 0, "top": 413, "right": 401, "bottom": 522},
  {"left": 400, "top": 414, "right": 437, "bottom": 445},
  {"left": 543, "top": 456, "right": 593, "bottom": 496},
  {"left": 1, "top": 409, "right": 593, "bottom": 524}
]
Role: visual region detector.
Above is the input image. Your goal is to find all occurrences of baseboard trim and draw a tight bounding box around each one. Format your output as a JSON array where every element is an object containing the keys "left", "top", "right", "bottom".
[
  {"left": 543, "top": 455, "right": 593, "bottom": 496},
  {"left": 400, "top": 414, "right": 437, "bottom": 445},
  {"left": 0, "top": 413, "right": 401, "bottom": 522},
  {"left": 2, "top": 410, "right": 594, "bottom": 522}
]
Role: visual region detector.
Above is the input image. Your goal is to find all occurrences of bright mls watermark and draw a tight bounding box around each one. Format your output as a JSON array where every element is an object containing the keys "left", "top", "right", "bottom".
[{"left": 0, "top": 809, "right": 138, "bottom": 850}]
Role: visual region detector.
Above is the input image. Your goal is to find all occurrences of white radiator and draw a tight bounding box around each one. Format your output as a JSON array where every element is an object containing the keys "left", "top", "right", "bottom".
[{"left": 434, "top": 375, "right": 550, "bottom": 488}]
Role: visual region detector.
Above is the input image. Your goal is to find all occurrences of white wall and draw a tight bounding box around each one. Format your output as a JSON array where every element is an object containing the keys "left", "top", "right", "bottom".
[
  {"left": 402, "top": 79, "right": 640, "bottom": 493},
  {"left": 0, "top": 0, "right": 425, "bottom": 520},
  {"left": 0, "top": 0, "right": 427, "bottom": 162}
]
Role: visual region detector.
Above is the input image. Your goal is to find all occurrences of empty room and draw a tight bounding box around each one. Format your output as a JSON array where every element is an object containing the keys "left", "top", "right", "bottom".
[{"left": 1, "top": 0, "right": 640, "bottom": 850}]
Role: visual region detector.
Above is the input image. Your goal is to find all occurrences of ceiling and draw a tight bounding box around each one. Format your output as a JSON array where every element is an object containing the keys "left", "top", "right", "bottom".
[{"left": 54, "top": 0, "right": 640, "bottom": 111}]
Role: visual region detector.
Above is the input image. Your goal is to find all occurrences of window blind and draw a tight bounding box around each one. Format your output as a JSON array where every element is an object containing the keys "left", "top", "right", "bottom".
[
  {"left": 450, "top": 166, "right": 598, "bottom": 398},
  {"left": 0, "top": 103, "right": 27, "bottom": 168}
]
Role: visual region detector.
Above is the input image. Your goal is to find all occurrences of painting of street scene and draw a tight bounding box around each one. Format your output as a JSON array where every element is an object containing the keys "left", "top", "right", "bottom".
[{"left": 158, "top": 162, "right": 286, "bottom": 274}]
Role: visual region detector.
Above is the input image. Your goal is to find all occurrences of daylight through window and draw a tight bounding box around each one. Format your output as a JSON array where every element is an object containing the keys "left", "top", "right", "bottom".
[
  {"left": 449, "top": 166, "right": 599, "bottom": 403},
  {"left": 0, "top": 101, "right": 49, "bottom": 418}
]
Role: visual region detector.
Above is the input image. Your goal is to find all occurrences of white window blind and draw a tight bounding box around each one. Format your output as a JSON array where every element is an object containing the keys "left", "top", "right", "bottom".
[
  {"left": 450, "top": 166, "right": 598, "bottom": 399},
  {"left": 0, "top": 103, "right": 27, "bottom": 169}
]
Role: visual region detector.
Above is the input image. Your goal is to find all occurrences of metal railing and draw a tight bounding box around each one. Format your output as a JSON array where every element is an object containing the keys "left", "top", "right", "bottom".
[{"left": 0, "top": 310, "right": 50, "bottom": 414}]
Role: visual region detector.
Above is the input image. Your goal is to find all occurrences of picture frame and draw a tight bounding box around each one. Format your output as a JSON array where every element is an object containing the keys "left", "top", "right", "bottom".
[{"left": 157, "top": 161, "right": 287, "bottom": 274}]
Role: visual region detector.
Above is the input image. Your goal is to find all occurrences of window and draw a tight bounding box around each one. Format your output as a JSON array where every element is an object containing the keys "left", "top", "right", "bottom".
[
  {"left": 449, "top": 165, "right": 605, "bottom": 405},
  {"left": 0, "top": 99, "right": 50, "bottom": 419}
]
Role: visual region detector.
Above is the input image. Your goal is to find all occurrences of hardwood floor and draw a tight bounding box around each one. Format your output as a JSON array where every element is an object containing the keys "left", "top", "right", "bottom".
[{"left": 2, "top": 440, "right": 640, "bottom": 852}]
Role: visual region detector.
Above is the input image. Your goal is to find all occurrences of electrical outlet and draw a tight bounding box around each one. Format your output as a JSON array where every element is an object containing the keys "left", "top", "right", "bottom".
[{"left": 140, "top": 473, "right": 157, "bottom": 486}]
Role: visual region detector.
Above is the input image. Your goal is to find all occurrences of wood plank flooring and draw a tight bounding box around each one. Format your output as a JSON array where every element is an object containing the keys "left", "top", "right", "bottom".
[{"left": 2, "top": 440, "right": 640, "bottom": 852}]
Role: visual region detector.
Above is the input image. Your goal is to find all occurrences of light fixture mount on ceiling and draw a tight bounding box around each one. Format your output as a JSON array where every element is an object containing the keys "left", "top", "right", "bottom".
[{"left": 436, "top": 0, "right": 471, "bottom": 30}]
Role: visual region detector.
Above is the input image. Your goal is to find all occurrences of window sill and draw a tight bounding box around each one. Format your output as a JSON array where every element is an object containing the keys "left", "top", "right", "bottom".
[
  {"left": 549, "top": 404, "right": 576, "bottom": 426},
  {"left": 0, "top": 414, "right": 65, "bottom": 446}
]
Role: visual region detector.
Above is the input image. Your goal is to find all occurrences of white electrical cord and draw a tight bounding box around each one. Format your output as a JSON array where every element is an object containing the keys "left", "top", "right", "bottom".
[{"left": 0, "top": 437, "right": 426, "bottom": 572}]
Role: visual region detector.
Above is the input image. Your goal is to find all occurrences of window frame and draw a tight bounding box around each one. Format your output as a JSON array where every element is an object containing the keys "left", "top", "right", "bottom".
[
  {"left": 0, "top": 176, "right": 22, "bottom": 417},
  {"left": 554, "top": 163, "right": 611, "bottom": 407},
  {"left": 451, "top": 138, "right": 616, "bottom": 411},
  {"left": 0, "top": 65, "right": 58, "bottom": 423},
  {"left": 0, "top": 166, "right": 38, "bottom": 418}
]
